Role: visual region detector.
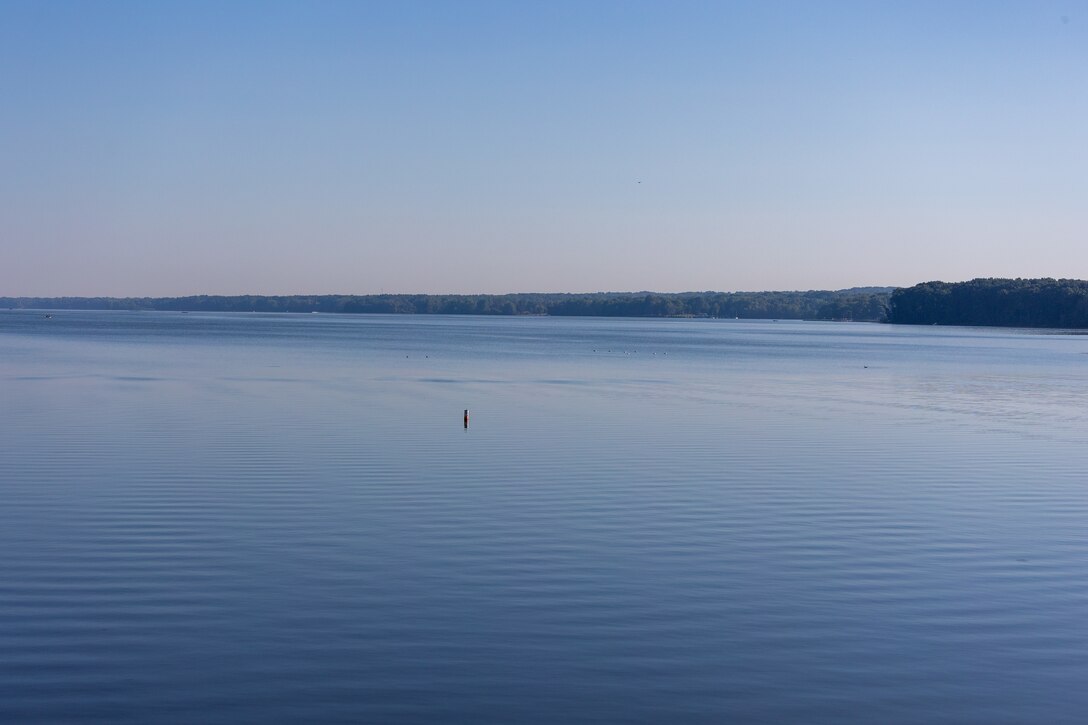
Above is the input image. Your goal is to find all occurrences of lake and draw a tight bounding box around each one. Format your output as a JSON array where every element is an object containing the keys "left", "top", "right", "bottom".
[{"left": 3, "top": 311, "right": 1088, "bottom": 723}]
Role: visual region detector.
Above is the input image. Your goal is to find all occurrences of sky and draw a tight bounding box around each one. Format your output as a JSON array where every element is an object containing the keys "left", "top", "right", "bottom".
[{"left": 1, "top": 0, "right": 1085, "bottom": 296}]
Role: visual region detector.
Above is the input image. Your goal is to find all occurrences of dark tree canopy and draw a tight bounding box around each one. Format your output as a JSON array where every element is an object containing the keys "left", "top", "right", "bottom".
[{"left": 886, "top": 278, "right": 1088, "bottom": 328}]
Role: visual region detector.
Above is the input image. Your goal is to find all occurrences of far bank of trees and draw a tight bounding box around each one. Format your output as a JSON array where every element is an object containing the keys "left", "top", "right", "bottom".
[
  {"left": 887, "top": 278, "right": 1088, "bottom": 328},
  {"left": 14, "top": 280, "right": 1088, "bottom": 328},
  {"left": 0, "top": 289, "right": 892, "bottom": 321}
]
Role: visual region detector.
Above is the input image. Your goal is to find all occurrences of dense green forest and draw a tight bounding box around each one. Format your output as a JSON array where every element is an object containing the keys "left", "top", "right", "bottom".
[
  {"left": 887, "top": 278, "right": 1088, "bottom": 328},
  {"left": 15, "top": 281, "right": 1088, "bottom": 326},
  {"left": 1, "top": 289, "right": 892, "bottom": 321}
]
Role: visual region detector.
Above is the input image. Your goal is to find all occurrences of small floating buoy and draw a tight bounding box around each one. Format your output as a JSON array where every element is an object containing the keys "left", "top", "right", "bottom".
[{"left": 464, "top": 409, "right": 469, "bottom": 429}]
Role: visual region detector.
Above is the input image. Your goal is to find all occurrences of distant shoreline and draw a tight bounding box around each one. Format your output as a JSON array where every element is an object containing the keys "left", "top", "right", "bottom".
[
  {"left": 8, "top": 279, "right": 1088, "bottom": 328},
  {"left": 0, "top": 289, "right": 892, "bottom": 322}
]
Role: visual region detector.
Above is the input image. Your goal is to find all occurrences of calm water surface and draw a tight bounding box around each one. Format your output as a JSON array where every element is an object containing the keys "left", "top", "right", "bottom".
[{"left": 3, "top": 311, "right": 1088, "bottom": 723}]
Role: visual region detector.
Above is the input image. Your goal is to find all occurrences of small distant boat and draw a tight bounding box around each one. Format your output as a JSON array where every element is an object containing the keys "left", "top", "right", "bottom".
[{"left": 44, "top": 314, "right": 53, "bottom": 319}]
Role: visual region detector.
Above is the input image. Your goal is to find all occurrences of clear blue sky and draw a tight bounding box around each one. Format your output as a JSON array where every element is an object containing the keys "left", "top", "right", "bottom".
[{"left": 2, "top": 0, "right": 1085, "bottom": 295}]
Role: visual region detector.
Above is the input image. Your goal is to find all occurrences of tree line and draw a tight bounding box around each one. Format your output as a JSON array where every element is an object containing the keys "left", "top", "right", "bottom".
[
  {"left": 886, "top": 278, "right": 1088, "bottom": 328},
  {"left": 13, "top": 280, "right": 1088, "bottom": 327},
  {"left": 1, "top": 289, "right": 892, "bottom": 321}
]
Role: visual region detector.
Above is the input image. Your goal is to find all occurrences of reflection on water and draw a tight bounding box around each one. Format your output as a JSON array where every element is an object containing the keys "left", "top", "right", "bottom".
[{"left": 3, "top": 311, "right": 1088, "bottom": 723}]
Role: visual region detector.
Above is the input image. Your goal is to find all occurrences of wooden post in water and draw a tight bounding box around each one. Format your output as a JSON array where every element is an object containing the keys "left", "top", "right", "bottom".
[{"left": 464, "top": 409, "right": 469, "bottom": 429}]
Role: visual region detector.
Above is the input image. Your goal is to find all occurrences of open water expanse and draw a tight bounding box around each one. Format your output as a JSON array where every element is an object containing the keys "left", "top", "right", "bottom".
[{"left": 3, "top": 310, "right": 1088, "bottom": 723}]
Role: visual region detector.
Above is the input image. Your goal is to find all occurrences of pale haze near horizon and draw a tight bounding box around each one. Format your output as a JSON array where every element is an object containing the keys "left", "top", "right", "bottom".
[{"left": 1, "top": 0, "right": 1085, "bottom": 297}]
